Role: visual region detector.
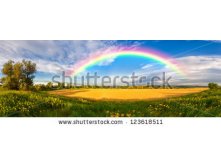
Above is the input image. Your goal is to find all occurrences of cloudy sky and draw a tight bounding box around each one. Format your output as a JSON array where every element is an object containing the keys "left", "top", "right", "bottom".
[{"left": 0, "top": 40, "right": 221, "bottom": 86}]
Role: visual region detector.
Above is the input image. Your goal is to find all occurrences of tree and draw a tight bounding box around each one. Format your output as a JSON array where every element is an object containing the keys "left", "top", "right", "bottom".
[
  {"left": 208, "top": 82, "right": 219, "bottom": 90},
  {"left": 1, "top": 60, "right": 19, "bottom": 90},
  {"left": 57, "top": 82, "right": 65, "bottom": 89},
  {"left": 1, "top": 60, "right": 36, "bottom": 90},
  {"left": 2, "top": 60, "right": 14, "bottom": 77},
  {"left": 34, "top": 84, "right": 47, "bottom": 91},
  {"left": 46, "top": 82, "right": 53, "bottom": 89},
  {"left": 20, "top": 60, "right": 36, "bottom": 90}
]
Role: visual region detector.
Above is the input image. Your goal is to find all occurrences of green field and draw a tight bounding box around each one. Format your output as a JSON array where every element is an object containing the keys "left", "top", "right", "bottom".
[{"left": 0, "top": 88, "right": 221, "bottom": 117}]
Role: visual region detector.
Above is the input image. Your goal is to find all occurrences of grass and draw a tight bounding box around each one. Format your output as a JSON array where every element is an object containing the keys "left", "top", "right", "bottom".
[{"left": 0, "top": 88, "right": 221, "bottom": 117}]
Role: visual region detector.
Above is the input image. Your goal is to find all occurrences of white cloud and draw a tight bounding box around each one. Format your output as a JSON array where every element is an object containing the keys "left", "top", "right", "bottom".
[
  {"left": 136, "top": 55, "right": 221, "bottom": 86},
  {"left": 97, "top": 57, "right": 116, "bottom": 66},
  {"left": 2, "top": 41, "right": 220, "bottom": 86},
  {"left": 177, "top": 55, "right": 221, "bottom": 71},
  {"left": 0, "top": 40, "right": 123, "bottom": 74},
  {"left": 141, "top": 64, "right": 153, "bottom": 69},
  {"left": 174, "top": 55, "right": 221, "bottom": 85},
  {"left": 0, "top": 40, "right": 145, "bottom": 75}
]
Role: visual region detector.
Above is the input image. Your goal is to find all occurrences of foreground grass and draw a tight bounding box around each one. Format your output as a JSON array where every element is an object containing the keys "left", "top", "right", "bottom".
[{"left": 0, "top": 89, "right": 221, "bottom": 117}]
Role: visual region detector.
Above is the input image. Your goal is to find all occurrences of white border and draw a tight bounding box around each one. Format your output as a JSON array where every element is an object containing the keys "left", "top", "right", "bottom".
[
  {"left": 0, "top": 118, "right": 221, "bottom": 167},
  {"left": 0, "top": 0, "right": 221, "bottom": 166},
  {"left": 0, "top": 0, "right": 220, "bottom": 39}
]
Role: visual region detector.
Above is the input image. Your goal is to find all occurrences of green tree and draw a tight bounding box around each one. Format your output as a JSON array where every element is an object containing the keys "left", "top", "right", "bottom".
[
  {"left": 34, "top": 84, "right": 47, "bottom": 91},
  {"left": 20, "top": 60, "right": 36, "bottom": 90},
  {"left": 1, "top": 60, "right": 36, "bottom": 90},
  {"left": 208, "top": 82, "right": 219, "bottom": 90},
  {"left": 46, "top": 82, "right": 53, "bottom": 89},
  {"left": 1, "top": 60, "right": 19, "bottom": 89},
  {"left": 57, "top": 82, "right": 65, "bottom": 89}
]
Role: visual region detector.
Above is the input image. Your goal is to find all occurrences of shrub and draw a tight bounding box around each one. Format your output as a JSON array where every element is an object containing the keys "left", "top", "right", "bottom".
[
  {"left": 34, "top": 84, "right": 47, "bottom": 91},
  {"left": 208, "top": 82, "right": 219, "bottom": 90}
]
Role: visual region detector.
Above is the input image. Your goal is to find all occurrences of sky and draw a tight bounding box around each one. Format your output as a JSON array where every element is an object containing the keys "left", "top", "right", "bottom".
[{"left": 0, "top": 40, "right": 221, "bottom": 86}]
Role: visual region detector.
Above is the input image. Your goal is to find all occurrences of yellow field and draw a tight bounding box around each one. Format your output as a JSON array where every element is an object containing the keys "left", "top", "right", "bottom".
[{"left": 50, "top": 88, "right": 208, "bottom": 100}]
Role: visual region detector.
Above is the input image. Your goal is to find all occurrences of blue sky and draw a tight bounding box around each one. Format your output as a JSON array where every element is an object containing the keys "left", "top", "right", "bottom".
[{"left": 0, "top": 40, "right": 221, "bottom": 85}]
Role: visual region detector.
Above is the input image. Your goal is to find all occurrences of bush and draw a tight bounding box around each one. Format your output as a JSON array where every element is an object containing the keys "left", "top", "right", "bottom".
[
  {"left": 33, "top": 84, "right": 47, "bottom": 91},
  {"left": 208, "top": 82, "right": 219, "bottom": 90}
]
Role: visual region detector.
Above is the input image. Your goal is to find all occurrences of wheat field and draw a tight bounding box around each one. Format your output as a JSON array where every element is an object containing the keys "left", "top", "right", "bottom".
[{"left": 50, "top": 88, "right": 208, "bottom": 100}]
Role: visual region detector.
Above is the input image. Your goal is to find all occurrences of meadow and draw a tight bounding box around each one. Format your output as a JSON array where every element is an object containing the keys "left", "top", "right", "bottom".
[{"left": 1, "top": 87, "right": 221, "bottom": 117}]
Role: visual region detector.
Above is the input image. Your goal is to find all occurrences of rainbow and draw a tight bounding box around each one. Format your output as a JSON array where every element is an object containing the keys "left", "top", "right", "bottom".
[{"left": 67, "top": 47, "right": 185, "bottom": 76}]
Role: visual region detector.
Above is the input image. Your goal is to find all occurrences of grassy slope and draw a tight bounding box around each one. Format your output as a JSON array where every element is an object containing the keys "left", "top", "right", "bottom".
[{"left": 0, "top": 89, "right": 221, "bottom": 117}]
